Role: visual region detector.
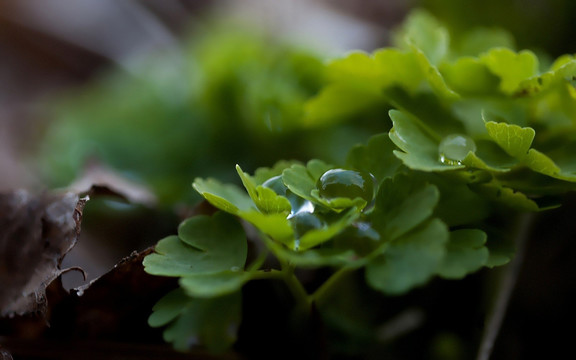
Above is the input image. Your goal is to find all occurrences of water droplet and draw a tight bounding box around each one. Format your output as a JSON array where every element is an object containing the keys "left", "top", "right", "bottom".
[
  {"left": 230, "top": 266, "right": 241, "bottom": 272},
  {"left": 288, "top": 200, "right": 314, "bottom": 218},
  {"left": 438, "top": 134, "right": 476, "bottom": 165},
  {"left": 293, "top": 239, "right": 300, "bottom": 251}
]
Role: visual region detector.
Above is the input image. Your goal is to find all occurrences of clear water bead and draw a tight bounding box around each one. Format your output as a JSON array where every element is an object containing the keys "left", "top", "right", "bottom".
[{"left": 438, "top": 134, "right": 477, "bottom": 165}]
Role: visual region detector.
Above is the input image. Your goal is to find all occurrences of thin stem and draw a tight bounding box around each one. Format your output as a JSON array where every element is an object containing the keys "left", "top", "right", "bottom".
[
  {"left": 282, "top": 267, "right": 311, "bottom": 310},
  {"left": 309, "top": 266, "right": 356, "bottom": 306},
  {"left": 476, "top": 212, "right": 534, "bottom": 360},
  {"left": 248, "top": 265, "right": 310, "bottom": 310}
]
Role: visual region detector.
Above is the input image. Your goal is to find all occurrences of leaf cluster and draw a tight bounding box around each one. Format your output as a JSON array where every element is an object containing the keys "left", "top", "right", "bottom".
[
  {"left": 306, "top": 10, "right": 576, "bottom": 211},
  {"left": 140, "top": 9, "right": 576, "bottom": 356}
]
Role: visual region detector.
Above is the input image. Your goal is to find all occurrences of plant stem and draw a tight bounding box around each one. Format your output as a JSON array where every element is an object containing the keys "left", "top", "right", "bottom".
[
  {"left": 249, "top": 265, "right": 310, "bottom": 310},
  {"left": 309, "top": 266, "right": 356, "bottom": 306},
  {"left": 476, "top": 212, "right": 534, "bottom": 360},
  {"left": 282, "top": 267, "right": 311, "bottom": 310}
]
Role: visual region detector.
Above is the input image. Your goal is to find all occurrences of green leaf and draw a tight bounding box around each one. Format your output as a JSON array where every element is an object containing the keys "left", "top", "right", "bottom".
[
  {"left": 282, "top": 160, "right": 332, "bottom": 202},
  {"left": 304, "top": 85, "right": 386, "bottom": 126},
  {"left": 297, "top": 208, "right": 360, "bottom": 251},
  {"left": 303, "top": 51, "right": 387, "bottom": 126},
  {"left": 373, "top": 49, "right": 427, "bottom": 93},
  {"left": 425, "top": 173, "right": 491, "bottom": 226},
  {"left": 252, "top": 160, "right": 300, "bottom": 184},
  {"left": 155, "top": 289, "right": 242, "bottom": 353},
  {"left": 193, "top": 178, "right": 254, "bottom": 215},
  {"left": 325, "top": 51, "right": 385, "bottom": 85},
  {"left": 523, "top": 149, "right": 564, "bottom": 179},
  {"left": 372, "top": 173, "right": 440, "bottom": 240},
  {"left": 240, "top": 210, "right": 294, "bottom": 244},
  {"left": 485, "top": 121, "right": 535, "bottom": 159},
  {"left": 346, "top": 133, "right": 403, "bottom": 183},
  {"left": 461, "top": 140, "right": 516, "bottom": 172},
  {"left": 437, "top": 229, "right": 489, "bottom": 279},
  {"left": 266, "top": 238, "right": 358, "bottom": 267},
  {"left": 440, "top": 57, "right": 500, "bottom": 96},
  {"left": 411, "top": 48, "right": 459, "bottom": 100},
  {"left": 470, "top": 181, "right": 539, "bottom": 212},
  {"left": 143, "top": 213, "right": 247, "bottom": 276},
  {"left": 236, "top": 165, "right": 291, "bottom": 214},
  {"left": 392, "top": 9, "right": 449, "bottom": 65},
  {"left": 180, "top": 271, "right": 248, "bottom": 298},
  {"left": 310, "top": 189, "right": 367, "bottom": 212},
  {"left": 480, "top": 48, "right": 539, "bottom": 94},
  {"left": 366, "top": 219, "right": 449, "bottom": 295},
  {"left": 148, "top": 288, "right": 192, "bottom": 328},
  {"left": 389, "top": 110, "right": 463, "bottom": 171}
]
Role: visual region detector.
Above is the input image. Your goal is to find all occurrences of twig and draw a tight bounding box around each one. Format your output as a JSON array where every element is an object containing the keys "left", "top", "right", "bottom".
[{"left": 476, "top": 212, "right": 534, "bottom": 360}]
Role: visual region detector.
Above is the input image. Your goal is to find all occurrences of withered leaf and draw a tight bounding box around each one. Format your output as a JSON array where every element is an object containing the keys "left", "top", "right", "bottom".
[
  {"left": 0, "top": 190, "right": 86, "bottom": 316},
  {"left": 67, "top": 161, "right": 156, "bottom": 207}
]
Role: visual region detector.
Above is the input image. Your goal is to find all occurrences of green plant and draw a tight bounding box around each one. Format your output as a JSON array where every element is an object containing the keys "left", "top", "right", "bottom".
[{"left": 142, "top": 10, "right": 576, "bottom": 357}]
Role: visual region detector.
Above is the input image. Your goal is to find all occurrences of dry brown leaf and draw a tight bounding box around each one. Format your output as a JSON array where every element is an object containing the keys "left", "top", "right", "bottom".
[{"left": 0, "top": 190, "right": 87, "bottom": 316}]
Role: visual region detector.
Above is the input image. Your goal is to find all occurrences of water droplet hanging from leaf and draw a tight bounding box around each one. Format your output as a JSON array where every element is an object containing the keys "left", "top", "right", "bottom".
[{"left": 438, "top": 134, "right": 477, "bottom": 165}]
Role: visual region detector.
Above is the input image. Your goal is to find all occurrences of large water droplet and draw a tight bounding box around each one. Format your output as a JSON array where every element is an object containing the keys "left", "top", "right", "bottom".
[{"left": 438, "top": 134, "right": 476, "bottom": 165}]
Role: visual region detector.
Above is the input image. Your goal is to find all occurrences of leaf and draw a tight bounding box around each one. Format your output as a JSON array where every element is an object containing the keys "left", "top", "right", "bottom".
[
  {"left": 372, "top": 49, "right": 427, "bottom": 93},
  {"left": 437, "top": 229, "right": 489, "bottom": 279},
  {"left": 66, "top": 160, "right": 157, "bottom": 207},
  {"left": 440, "top": 57, "right": 500, "bottom": 96},
  {"left": 240, "top": 210, "right": 294, "bottom": 244},
  {"left": 0, "top": 191, "right": 86, "bottom": 316},
  {"left": 485, "top": 121, "right": 535, "bottom": 159},
  {"left": 392, "top": 9, "right": 449, "bottom": 65},
  {"left": 193, "top": 178, "right": 254, "bottom": 215},
  {"left": 297, "top": 208, "right": 360, "bottom": 251},
  {"left": 282, "top": 160, "right": 332, "bottom": 202},
  {"left": 150, "top": 288, "right": 241, "bottom": 353},
  {"left": 325, "top": 51, "right": 386, "bottom": 85},
  {"left": 461, "top": 140, "right": 516, "bottom": 172},
  {"left": 265, "top": 238, "right": 358, "bottom": 267},
  {"left": 480, "top": 48, "right": 539, "bottom": 94},
  {"left": 180, "top": 271, "right": 248, "bottom": 298},
  {"left": 424, "top": 173, "right": 491, "bottom": 226},
  {"left": 371, "top": 173, "right": 440, "bottom": 240},
  {"left": 365, "top": 219, "right": 449, "bottom": 295},
  {"left": 236, "top": 165, "right": 291, "bottom": 214},
  {"left": 252, "top": 160, "right": 300, "bottom": 184},
  {"left": 310, "top": 189, "right": 367, "bottom": 212},
  {"left": 304, "top": 85, "right": 386, "bottom": 126},
  {"left": 303, "top": 51, "right": 387, "bottom": 126},
  {"left": 523, "top": 149, "right": 572, "bottom": 181},
  {"left": 346, "top": 133, "right": 403, "bottom": 183},
  {"left": 143, "top": 213, "right": 247, "bottom": 276},
  {"left": 470, "top": 181, "right": 539, "bottom": 212},
  {"left": 389, "top": 110, "right": 463, "bottom": 171},
  {"left": 148, "top": 288, "right": 192, "bottom": 327}
]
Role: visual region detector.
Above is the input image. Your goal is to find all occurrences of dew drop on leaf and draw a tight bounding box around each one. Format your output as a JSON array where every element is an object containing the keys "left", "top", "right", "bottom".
[{"left": 438, "top": 134, "right": 476, "bottom": 165}]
